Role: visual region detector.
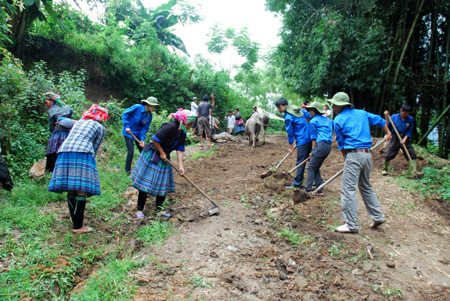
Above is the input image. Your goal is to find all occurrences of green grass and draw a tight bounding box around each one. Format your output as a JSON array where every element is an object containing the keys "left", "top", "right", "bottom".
[
  {"left": 137, "top": 220, "right": 175, "bottom": 247},
  {"left": 191, "top": 147, "right": 217, "bottom": 160},
  {"left": 71, "top": 259, "right": 142, "bottom": 301},
  {"left": 278, "top": 227, "right": 312, "bottom": 248},
  {"left": 0, "top": 121, "right": 177, "bottom": 300}
]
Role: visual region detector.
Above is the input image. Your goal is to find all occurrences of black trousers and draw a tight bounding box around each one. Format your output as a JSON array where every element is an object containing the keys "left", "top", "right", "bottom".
[
  {"left": 385, "top": 134, "right": 417, "bottom": 162},
  {"left": 0, "top": 154, "right": 13, "bottom": 191},
  {"left": 125, "top": 136, "right": 143, "bottom": 174},
  {"left": 137, "top": 190, "right": 166, "bottom": 211}
]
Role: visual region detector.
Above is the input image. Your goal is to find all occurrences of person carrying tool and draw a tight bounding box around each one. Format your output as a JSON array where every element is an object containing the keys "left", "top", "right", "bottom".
[
  {"left": 328, "top": 92, "right": 392, "bottom": 233},
  {"left": 382, "top": 104, "right": 420, "bottom": 176},
  {"left": 48, "top": 105, "right": 109, "bottom": 233},
  {"left": 122, "top": 97, "right": 160, "bottom": 175},
  {"left": 275, "top": 98, "right": 312, "bottom": 189},
  {"left": 304, "top": 102, "right": 333, "bottom": 196},
  {"left": 131, "top": 109, "right": 195, "bottom": 219}
]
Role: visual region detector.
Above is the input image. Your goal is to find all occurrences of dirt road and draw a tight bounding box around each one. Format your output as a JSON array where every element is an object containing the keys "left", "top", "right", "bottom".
[{"left": 129, "top": 135, "right": 450, "bottom": 300}]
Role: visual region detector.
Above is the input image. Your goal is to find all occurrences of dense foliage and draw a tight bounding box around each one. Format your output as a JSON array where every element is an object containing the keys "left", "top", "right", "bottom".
[{"left": 267, "top": 0, "right": 450, "bottom": 158}]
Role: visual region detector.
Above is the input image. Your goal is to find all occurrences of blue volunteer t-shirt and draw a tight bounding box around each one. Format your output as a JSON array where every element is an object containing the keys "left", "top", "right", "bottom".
[
  {"left": 389, "top": 113, "right": 414, "bottom": 137},
  {"left": 284, "top": 112, "right": 311, "bottom": 146},
  {"left": 309, "top": 115, "right": 333, "bottom": 144},
  {"left": 122, "top": 104, "right": 152, "bottom": 141},
  {"left": 334, "top": 107, "right": 385, "bottom": 150}
]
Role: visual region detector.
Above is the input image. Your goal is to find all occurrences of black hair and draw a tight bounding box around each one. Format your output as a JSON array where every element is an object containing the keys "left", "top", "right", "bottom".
[
  {"left": 202, "top": 95, "right": 209, "bottom": 102},
  {"left": 401, "top": 103, "right": 412, "bottom": 113},
  {"left": 275, "top": 98, "right": 288, "bottom": 107},
  {"left": 235, "top": 108, "right": 240, "bottom": 111},
  {"left": 228, "top": 110, "right": 232, "bottom": 113}
]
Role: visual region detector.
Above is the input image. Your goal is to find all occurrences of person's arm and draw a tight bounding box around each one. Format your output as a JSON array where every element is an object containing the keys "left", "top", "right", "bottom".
[
  {"left": 177, "top": 150, "right": 184, "bottom": 176},
  {"left": 302, "top": 109, "right": 311, "bottom": 119},
  {"left": 122, "top": 105, "right": 137, "bottom": 134},
  {"left": 333, "top": 121, "right": 346, "bottom": 160},
  {"left": 139, "top": 114, "right": 151, "bottom": 147},
  {"left": 285, "top": 117, "right": 295, "bottom": 154},
  {"left": 211, "top": 93, "right": 215, "bottom": 107},
  {"left": 311, "top": 140, "right": 316, "bottom": 155},
  {"left": 93, "top": 124, "right": 105, "bottom": 158},
  {"left": 404, "top": 117, "right": 413, "bottom": 143},
  {"left": 153, "top": 141, "right": 167, "bottom": 161}
]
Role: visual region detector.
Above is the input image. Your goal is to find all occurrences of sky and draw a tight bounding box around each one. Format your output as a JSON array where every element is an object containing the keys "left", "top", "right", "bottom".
[{"left": 68, "top": 0, "right": 283, "bottom": 69}]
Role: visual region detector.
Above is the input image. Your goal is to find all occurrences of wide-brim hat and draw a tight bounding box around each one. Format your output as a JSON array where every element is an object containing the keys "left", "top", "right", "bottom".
[
  {"left": 141, "top": 96, "right": 160, "bottom": 108},
  {"left": 327, "top": 92, "right": 354, "bottom": 108},
  {"left": 285, "top": 104, "right": 304, "bottom": 118},
  {"left": 305, "top": 101, "right": 325, "bottom": 115}
]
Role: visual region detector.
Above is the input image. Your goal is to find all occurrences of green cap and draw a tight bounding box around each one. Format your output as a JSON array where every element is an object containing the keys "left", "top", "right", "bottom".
[
  {"left": 305, "top": 101, "right": 325, "bottom": 115},
  {"left": 141, "top": 96, "right": 160, "bottom": 108},
  {"left": 327, "top": 92, "right": 354, "bottom": 108},
  {"left": 285, "top": 104, "right": 303, "bottom": 118}
]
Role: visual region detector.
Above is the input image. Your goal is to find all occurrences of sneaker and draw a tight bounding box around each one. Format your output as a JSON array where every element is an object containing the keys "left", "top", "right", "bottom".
[
  {"left": 285, "top": 184, "right": 303, "bottom": 189},
  {"left": 381, "top": 170, "right": 389, "bottom": 176},
  {"left": 335, "top": 224, "right": 358, "bottom": 233},
  {"left": 370, "top": 219, "right": 385, "bottom": 229}
]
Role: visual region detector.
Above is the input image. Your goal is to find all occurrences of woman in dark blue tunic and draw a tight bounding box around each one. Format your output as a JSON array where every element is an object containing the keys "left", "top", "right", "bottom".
[
  {"left": 131, "top": 109, "right": 195, "bottom": 218},
  {"left": 43, "top": 92, "right": 73, "bottom": 172}
]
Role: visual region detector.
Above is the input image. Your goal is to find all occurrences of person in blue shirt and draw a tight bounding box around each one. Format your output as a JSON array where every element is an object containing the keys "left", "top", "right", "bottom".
[
  {"left": 304, "top": 102, "right": 333, "bottom": 196},
  {"left": 122, "top": 97, "right": 160, "bottom": 175},
  {"left": 275, "top": 98, "right": 312, "bottom": 188},
  {"left": 382, "top": 104, "right": 420, "bottom": 176},
  {"left": 328, "top": 92, "right": 392, "bottom": 233}
]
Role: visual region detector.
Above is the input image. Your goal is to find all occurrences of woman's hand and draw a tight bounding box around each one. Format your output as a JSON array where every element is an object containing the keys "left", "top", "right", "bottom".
[
  {"left": 125, "top": 128, "right": 131, "bottom": 134},
  {"left": 288, "top": 145, "right": 295, "bottom": 154},
  {"left": 178, "top": 166, "right": 185, "bottom": 176},
  {"left": 139, "top": 141, "right": 145, "bottom": 148},
  {"left": 160, "top": 152, "right": 168, "bottom": 161}
]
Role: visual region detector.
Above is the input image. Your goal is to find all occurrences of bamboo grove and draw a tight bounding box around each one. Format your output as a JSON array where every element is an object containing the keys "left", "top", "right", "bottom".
[{"left": 267, "top": 0, "right": 450, "bottom": 158}]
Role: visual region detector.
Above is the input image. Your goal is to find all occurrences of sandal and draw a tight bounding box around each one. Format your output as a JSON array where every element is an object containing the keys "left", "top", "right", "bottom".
[
  {"left": 136, "top": 212, "right": 145, "bottom": 219},
  {"left": 72, "top": 226, "right": 94, "bottom": 234},
  {"left": 157, "top": 212, "right": 173, "bottom": 219}
]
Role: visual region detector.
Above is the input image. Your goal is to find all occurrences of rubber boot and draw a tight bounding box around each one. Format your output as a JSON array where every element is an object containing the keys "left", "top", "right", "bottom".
[
  {"left": 412, "top": 160, "right": 424, "bottom": 177},
  {"left": 382, "top": 161, "right": 390, "bottom": 175},
  {"left": 72, "top": 195, "right": 87, "bottom": 230}
]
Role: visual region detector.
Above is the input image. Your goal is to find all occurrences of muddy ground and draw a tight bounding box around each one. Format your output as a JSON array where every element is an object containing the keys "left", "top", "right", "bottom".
[{"left": 124, "top": 134, "right": 450, "bottom": 300}]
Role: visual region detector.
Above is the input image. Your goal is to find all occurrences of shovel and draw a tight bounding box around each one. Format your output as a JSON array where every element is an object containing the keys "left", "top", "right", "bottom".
[
  {"left": 310, "top": 138, "right": 386, "bottom": 195},
  {"left": 386, "top": 113, "right": 424, "bottom": 179},
  {"left": 166, "top": 160, "right": 220, "bottom": 215},
  {"left": 288, "top": 156, "right": 311, "bottom": 174},
  {"left": 128, "top": 132, "right": 219, "bottom": 215},
  {"left": 260, "top": 145, "right": 297, "bottom": 179}
]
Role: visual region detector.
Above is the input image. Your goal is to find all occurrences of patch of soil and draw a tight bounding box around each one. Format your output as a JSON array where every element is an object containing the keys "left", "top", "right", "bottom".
[{"left": 123, "top": 134, "right": 450, "bottom": 300}]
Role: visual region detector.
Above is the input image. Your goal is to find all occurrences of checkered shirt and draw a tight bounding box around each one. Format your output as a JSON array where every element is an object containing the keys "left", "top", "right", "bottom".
[{"left": 58, "top": 119, "right": 105, "bottom": 158}]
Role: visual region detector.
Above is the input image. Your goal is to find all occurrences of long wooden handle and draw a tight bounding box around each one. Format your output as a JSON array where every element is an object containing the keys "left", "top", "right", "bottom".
[
  {"left": 312, "top": 138, "right": 386, "bottom": 194},
  {"left": 275, "top": 145, "right": 297, "bottom": 169},
  {"left": 386, "top": 114, "right": 419, "bottom": 175},
  {"left": 165, "top": 159, "right": 219, "bottom": 208},
  {"left": 129, "top": 132, "right": 140, "bottom": 143},
  {"left": 288, "top": 157, "right": 311, "bottom": 174}
]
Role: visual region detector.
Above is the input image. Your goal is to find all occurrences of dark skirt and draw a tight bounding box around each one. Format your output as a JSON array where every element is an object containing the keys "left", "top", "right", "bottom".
[
  {"left": 131, "top": 149, "right": 175, "bottom": 196},
  {"left": 235, "top": 124, "right": 245, "bottom": 134},
  {"left": 48, "top": 152, "right": 100, "bottom": 196},
  {"left": 46, "top": 131, "right": 70, "bottom": 172}
]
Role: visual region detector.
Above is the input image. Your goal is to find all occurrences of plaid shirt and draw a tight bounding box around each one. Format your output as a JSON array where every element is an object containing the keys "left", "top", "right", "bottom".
[{"left": 58, "top": 119, "right": 105, "bottom": 158}]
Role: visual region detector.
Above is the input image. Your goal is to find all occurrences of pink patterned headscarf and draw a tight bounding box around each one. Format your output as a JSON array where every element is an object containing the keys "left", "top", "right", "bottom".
[
  {"left": 82, "top": 104, "right": 110, "bottom": 122},
  {"left": 43, "top": 92, "right": 66, "bottom": 107},
  {"left": 171, "top": 109, "right": 195, "bottom": 131}
]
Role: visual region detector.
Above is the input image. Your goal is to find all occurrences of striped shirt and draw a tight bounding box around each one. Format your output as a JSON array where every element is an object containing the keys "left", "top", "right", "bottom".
[{"left": 58, "top": 119, "right": 105, "bottom": 157}]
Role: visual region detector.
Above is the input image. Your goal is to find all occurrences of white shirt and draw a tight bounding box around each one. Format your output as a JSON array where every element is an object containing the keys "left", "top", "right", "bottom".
[
  {"left": 191, "top": 101, "right": 198, "bottom": 114},
  {"left": 225, "top": 115, "right": 235, "bottom": 128},
  {"left": 323, "top": 110, "right": 332, "bottom": 119}
]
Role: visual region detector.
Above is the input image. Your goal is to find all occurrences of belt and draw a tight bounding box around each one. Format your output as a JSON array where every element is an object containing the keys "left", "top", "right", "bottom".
[{"left": 348, "top": 149, "right": 371, "bottom": 153}]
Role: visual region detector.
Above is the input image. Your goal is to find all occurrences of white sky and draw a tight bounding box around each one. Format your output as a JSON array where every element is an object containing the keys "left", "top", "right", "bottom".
[{"left": 69, "top": 0, "right": 282, "bottom": 69}]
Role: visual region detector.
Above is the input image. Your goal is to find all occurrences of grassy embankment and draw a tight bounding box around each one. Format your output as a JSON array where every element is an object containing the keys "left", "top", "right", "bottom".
[{"left": 0, "top": 122, "right": 176, "bottom": 300}]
